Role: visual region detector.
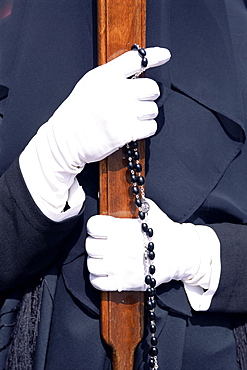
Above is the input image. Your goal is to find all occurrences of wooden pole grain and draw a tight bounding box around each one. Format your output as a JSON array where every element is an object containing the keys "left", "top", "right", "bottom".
[{"left": 98, "top": 1, "right": 146, "bottom": 368}]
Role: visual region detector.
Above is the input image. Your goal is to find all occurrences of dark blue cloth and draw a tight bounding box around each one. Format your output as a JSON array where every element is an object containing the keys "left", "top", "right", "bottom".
[{"left": 0, "top": 0, "right": 247, "bottom": 368}]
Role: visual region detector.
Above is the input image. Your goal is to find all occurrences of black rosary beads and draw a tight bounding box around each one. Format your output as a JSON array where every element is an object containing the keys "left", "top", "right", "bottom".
[
  {"left": 127, "top": 44, "right": 159, "bottom": 369},
  {"left": 126, "top": 140, "right": 158, "bottom": 369},
  {"left": 131, "top": 43, "right": 148, "bottom": 68}
]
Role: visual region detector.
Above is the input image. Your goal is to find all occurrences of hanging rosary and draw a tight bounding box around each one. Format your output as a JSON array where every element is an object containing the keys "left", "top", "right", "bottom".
[{"left": 126, "top": 44, "right": 158, "bottom": 370}]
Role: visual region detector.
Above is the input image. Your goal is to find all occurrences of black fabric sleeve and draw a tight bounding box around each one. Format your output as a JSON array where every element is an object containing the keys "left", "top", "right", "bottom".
[
  {"left": 0, "top": 158, "right": 83, "bottom": 292},
  {"left": 208, "top": 223, "right": 247, "bottom": 313}
]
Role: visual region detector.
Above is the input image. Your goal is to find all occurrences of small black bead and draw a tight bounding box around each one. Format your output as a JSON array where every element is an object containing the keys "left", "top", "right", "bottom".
[
  {"left": 142, "top": 223, "right": 148, "bottom": 232},
  {"left": 135, "top": 163, "right": 142, "bottom": 172},
  {"left": 151, "top": 336, "right": 158, "bottom": 346},
  {"left": 126, "top": 148, "right": 132, "bottom": 158},
  {"left": 146, "top": 288, "right": 153, "bottom": 297},
  {"left": 145, "top": 275, "right": 152, "bottom": 285},
  {"left": 128, "top": 161, "right": 135, "bottom": 170},
  {"left": 150, "top": 324, "right": 156, "bottom": 333},
  {"left": 150, "top": 278, "right": 156, "bottom": 288},
  {"left": 139, "top": 211, "right": 145, "bottom": 220},
  {"left": 148, "top": 251, "right": 155, "bottom": 260},
  {"left": 131, "top": 141, "right": 138, "bottom": 149},
  {"left": 149, "top": 346, "right": 158, "bottom": 357},
  {"left": 151, "top": 299, "right": 156, "bottom": 309},
  {"left": 133, "top": 151, "right": 140, "bottom": 160},
  {"left": 132, "top": 186, "right": 139, "bottom": 195},
  {"left": 137, "top": 176, "right": 145, "bottom": 186},
  {"left": 147, "top": 300, "right": 154, "bottom": 310},
  {"left": 149, "top": 265, "right": 156, "bottom": 275},
  {"left": 149, "top": 311, "right": 156, "bottom": 321},
  {"left": 147, "top": 228, "right": 153, "bottom": 237},
  {"left": 149, "top": 358, "right": 155, "bottom": 368},
  {"left": 131, "top": 174, "right": 138, "bottom": 183},
  {"left": 138, "top": 47, "right": 146, "bottom": 57},
  {"left": 148, "top": 242, "right": 154, "bottom": 251},
  {"left": 142, "top": 57, "right": 148, "bottom": 68},
  {"left": 131, "top": 43, "right": 139, "bottom": 51},
  {"left": 136, "top": 198, "right": 142, "bottom": 207},
  {"left": 147, "top": 298, "right": 156, "bottom": 310}
]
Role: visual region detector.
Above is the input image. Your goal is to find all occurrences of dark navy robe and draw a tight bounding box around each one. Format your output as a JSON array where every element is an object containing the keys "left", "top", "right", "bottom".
[{"left": 1, "top": 0, "right": 247, "bottom": 368}]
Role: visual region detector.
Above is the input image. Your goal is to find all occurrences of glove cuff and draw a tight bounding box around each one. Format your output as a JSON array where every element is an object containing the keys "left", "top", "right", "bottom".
[
  {"left": 20, "top": 122, "right": 85, "bottom": 220},
  {"left": 183, "top": 225, "right": 221, "bottom": 311}
]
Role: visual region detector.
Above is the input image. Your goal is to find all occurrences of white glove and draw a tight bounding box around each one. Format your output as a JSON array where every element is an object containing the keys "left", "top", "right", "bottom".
[
  {"left": 86, "top": 199, "right": 221, "bottom": 310},
  {"left": 42, "top": 47, "right": 170, "bottom": 166},
  {"left": 20, "top": 47, "right": 171, "bottom": 220}
]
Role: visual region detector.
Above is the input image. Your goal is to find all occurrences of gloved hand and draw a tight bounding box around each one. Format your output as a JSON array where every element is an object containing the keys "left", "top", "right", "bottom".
[
  {"left": 86, "top": 199, "right": 220, "bottom": 293},
  {"left": 20, "top": 47, "right": 171, "bottom": 219},
  {"left": 41, "top": 47, "right": 170, "bottom": 168}
]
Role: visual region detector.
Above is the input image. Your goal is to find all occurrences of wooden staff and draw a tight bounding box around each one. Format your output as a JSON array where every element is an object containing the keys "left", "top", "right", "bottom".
[{"left": 98, "top": 1, "right": 146, "bottom": 368}]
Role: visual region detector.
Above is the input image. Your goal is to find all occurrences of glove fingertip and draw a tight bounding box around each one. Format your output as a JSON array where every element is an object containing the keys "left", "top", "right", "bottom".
[{"left": 135, "top": 119, "right": 157, "bottom": 140}]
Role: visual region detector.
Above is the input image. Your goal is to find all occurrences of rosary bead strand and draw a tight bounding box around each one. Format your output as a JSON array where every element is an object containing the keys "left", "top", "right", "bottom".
[
  {"left": 125, "top": 44, "right": 159, "bottom": 369},
  {"left": 126, "top": 137, "right": 158, "bottom": 369}
]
